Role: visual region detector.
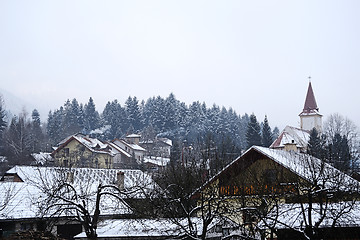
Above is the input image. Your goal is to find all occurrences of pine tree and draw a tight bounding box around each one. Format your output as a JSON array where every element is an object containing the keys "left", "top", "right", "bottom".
[
  {"left": 261, "top": 115, "right": 273, "bottom": 147},
  {"left": 125, "top": 96, "right": 142, "bottom": 132},
  {"left": 272, "top": 127, "right": 280, "bottom": 140},
  {"left": 329, "top": 133, "right": 351, "bottom": 171},
  {"left": 152, "top": 96, "right": 166, "bottom": 132},
  {"left": 102, "top": 100, "right": 126, "bottom": 139},
  {"left": 239, "top": 114, "right": 250, "bottom": 149},
  {"left": 62, "top": 99, "right": 83, "bottom": 135},
  {"left": 246, "top": 113, "right": 262, "bottom": 149},
  {"left": 0, "top": 96, "right": 6, "bottom": 134},
  {"left": 83, "top": 97, "right": 100, "bottom": 133},
  {"left": 47, "top": 108, "right": 64, "bottom": 144},
  {"left": 30, "top": 109, "right": 44, "bottom": 152},
  {"left": 307, "top": 128, "right": 327, "bottom": 160},
  {"left": 163, "top": 93, "right": 179, "bottom": 131},
  {"left": 0, "top": 96, "right": 7, "bottom": 154}
]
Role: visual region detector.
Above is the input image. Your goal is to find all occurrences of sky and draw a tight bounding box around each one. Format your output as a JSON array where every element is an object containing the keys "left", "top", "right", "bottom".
[{"left": 0, "top": 0, "right": 359, "bottom": 130}]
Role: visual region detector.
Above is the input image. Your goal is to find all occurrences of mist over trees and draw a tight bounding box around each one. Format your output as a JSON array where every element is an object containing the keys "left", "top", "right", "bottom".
[{"left": 45, "top": 94, "right": 276, "bottom": 153}]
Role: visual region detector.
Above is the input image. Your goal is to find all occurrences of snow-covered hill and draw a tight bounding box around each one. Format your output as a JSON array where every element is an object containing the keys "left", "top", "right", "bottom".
[{"left": 0, "top": 88, "right": 37, "bottom": 121}]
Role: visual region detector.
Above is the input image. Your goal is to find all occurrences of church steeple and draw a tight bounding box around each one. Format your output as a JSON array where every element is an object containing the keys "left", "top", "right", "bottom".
[
  {"left": 302, "top": 81, "right": 319, "bottom": 113},
  {"left": 299, "top": 79, "right": 322, "bottom": 132}
]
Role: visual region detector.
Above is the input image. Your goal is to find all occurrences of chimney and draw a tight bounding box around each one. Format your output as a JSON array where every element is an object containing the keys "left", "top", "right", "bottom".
[
  {"left": 117, "top": 171, "right": 125, "bottom": 190},
  {"left": 66, "top": 171, "right": 74, "bottom": 183}
]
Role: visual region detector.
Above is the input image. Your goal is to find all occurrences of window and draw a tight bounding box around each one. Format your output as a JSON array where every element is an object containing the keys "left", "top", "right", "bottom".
[
  {"left": 263, "top": 169, "right": 277, "bottom": 184},
  {"left": 20, "top": 223, "right": 33, "bottom": 231},
  {"left": 63, "top": 148, "right": 70, "bottom": 157},
  {"left": 243, "top": 209, "right": 257, "bottom": 224},
  {"left": 222, "top": 228, "right": 230, "bottom": 236}
]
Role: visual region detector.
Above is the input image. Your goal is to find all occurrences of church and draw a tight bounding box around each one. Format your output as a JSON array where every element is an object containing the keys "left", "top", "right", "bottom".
[{"left": 270, "top": 81, "right": 322, "bottom": 152}]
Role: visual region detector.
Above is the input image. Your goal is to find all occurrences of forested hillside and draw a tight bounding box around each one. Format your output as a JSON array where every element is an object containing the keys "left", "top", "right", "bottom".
[
  {"left": 0, "top": 93, "right": 278, "bottom": 171},
  {"left": 47, "top": 94, "right": 278, "bottom": 148}
]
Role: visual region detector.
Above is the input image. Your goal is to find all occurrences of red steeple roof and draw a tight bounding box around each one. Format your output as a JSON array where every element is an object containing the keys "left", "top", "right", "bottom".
[{"left": 302, "top": 82, "right": 318, "bottom": 113}]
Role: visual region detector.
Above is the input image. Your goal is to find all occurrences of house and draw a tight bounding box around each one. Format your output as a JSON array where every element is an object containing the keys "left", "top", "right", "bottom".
[
  {"left": 270, "top": 81, "right": 322, "bottom": 152},
  {"left": 112, "top": 138, "right": 146, "bottom": 165},
  {"left": 0, "top": 165, "right": 157, "bottom": 239},
  {"left": 143, "top": 156, "right": 171, "bottom": 172},
  {"left": 51, "top": 133, "right": 131, "bottom": 169},
  {"left": 270, "top": 125, "right": 310, "bottom": 152},
  {"left": 106, "top": 142, "right": 133, "bottom": 168},
  {"left": 197, "top": 146, "right": 360, "bottom": 239},
  {"left": 140, "top": 137, "right": 173, "bottom": 159},
  {"left": 30, "top": 152, "right": 54, "bottom": 166}
]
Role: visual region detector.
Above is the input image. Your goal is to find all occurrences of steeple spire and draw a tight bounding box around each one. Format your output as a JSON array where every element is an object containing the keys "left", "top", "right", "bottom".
[
  {"left": 302, "top": 81, "right": 318, "bottom": 113},
  {"left": 299, "top": 79, "right": 322, "bottom": 132}
]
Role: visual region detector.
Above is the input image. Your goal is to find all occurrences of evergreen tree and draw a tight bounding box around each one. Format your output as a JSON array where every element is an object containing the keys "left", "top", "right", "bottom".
[
  {"left": 0, "top": 96, "right": 6, "bottom": 134},
  {"left": 163, "top": 93, "right": 179, "bottom": 131},
  {"left": 83, "top": 97, "right": 100, "bottom": 133},
  {"left": 62, "top": 99, "right": 83, "bottom": 135},
  {"left": 239, "top": 114, "right": 250, "bottom": 149},
  {"left": 329, "top": 133, "right": 351, "bottom": 171},
  {"left": 307, "top": 128, "right": 327, "bottom": 160},
  {"left": 261, "top": 115, "right": 273, "bottom": 147},
  {"left": 170, "top": 139, "right": 182, "bottom": 164},
  {"left": 102, "top": 100, "right": 126, "bottom": 139},
  {"left": 125, "top": 96, "right": 142, "bottom": 132},
  {"left": 47, "top": 108, "right": 64, "bottom": 144},
  {"left": 78, "top": 103, "right": 85, "bottom": 132},
  {"left": 30, "top": 109, "right": 44, "bottom": 152},
  {"left": 206, "top": 104, "right": 221, "bottom": 134},
  {"left": 272, "top": 127, "right": 280, "bottom": 140},
  {"left": 246, "top": 113, "right": 262, "bottom": 149},
  {"left": 152, "top": 96, "right": 166, "bottom": 132},
  {"left": 0, "top": 96, "right": 7, "bottom": 154}
]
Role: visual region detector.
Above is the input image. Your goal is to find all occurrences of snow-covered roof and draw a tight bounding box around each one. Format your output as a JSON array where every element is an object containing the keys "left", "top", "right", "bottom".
[
  {"left": 158, "top": 138, "right": 173, "bottom": 146},
  {"left": 6, "top": 166, "right": 156, "bottom": 195},
  {"left": 200, "top": 146, "right": 359, "bottom": 193},
  {"left": 113, "top": 139, "right": 146, "bottom": 152},
  {"left": 0, "top": 182, "right": 41, "bottom": 220},
  {"left": 144, "top": 156, "right": 170, "bottom": 167},
  {"left": 31, "top": 152, "right": 53, "bottom": 165},
  {"left": 128, "top": 143, "right": 146, "bottom": 151},
  {"left": 126, "top": 134, "right": 141, "bottom": 138},
  {"left": 252, "top": 146, "right": 359, "bottom": 190},
  {"left": 270, "top": 125, "right": 310, "bottom": 149},
  {"left": 260, "top": 201, "right": 360, "bottom": 230},
  {"left": 107, "top": 142, "right": 132, "bottom": 158},
  {"left": 0, "top": 165, "right": 159, "bottom": 220},
  {"left": 54, "top": 133, "right": 114, "bottom": 156},
  {"left": 75, "top": 217, "right": 232, "bottom": 239},
  {"left": 75, "top": 218, "right": 182, "bottom": 239},
  {"left": 0, "top": 180, "right": 131, "bottom": 220}
]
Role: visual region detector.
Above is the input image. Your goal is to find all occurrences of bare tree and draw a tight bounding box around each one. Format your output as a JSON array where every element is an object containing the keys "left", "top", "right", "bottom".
[
  {"left": 324, "top": 113, "right": 359, "bottom": 169},
  {"left": 3, "top": 109, "right": 34, "bottom": 166},
  {"left": 148, "top": 159, "right": 249, "bottom": 240},
  {"left": 26, "top": 167, "right": 153, "bottom": 239}
]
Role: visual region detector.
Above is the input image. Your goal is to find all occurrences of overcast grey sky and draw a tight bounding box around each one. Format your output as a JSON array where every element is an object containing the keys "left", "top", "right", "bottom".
[{"left": 0, "top": 0, "right": 359, "bottom": 130}]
